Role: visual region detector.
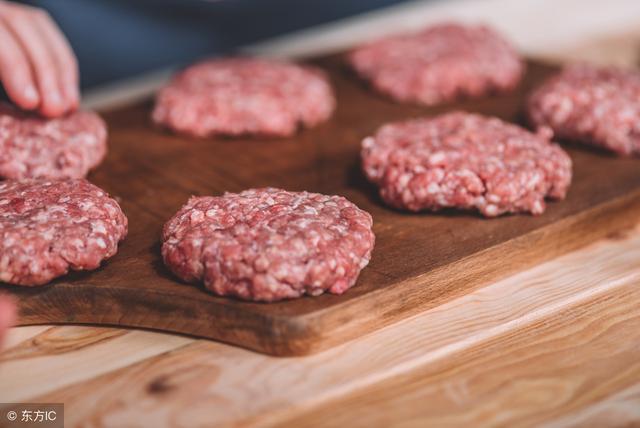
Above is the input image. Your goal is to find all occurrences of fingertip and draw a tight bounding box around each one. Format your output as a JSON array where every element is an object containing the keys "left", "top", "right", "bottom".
[
  {"left": 0, "top": 295, "right": 16, "bottom": 347},
  {"left": 0, "top": 295, "right": 17, "bottom": 328},
  {"left": 64, "top": 83, "right": 81, "bottom": 111},
  {"left": 39, "top": 106, "right": 65, "bottom": 118},
  {"left": 39, "top": 89, "right": 67, "bottom": 117},
  {"left": 6, "top": 81, "right": 40, "bottom": 111},
  {"left": 15, "top": 97, "right": 40, "bottom": 112},
  {"left": 22, "top": 84, "right": 40, "bottom": 109}
]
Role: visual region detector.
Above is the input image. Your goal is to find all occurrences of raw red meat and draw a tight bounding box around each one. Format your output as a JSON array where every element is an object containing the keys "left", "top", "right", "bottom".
[
  {"left": 361, "top": 112, "right": 572, "bottom": 217},
  {"left": 153, "top": 58, "right": 335, "bottom": 138},
  {"left": 528, "top": 64, "right": 640, "bottom": 156},
  {"left": 162, "top": 188, "right": 375, "bottom": 302},
  {"left": 348, "top": 23, "right": 524, "bottom": 106},
  {"left": 0, "top": 103, "right": 107, "bottom": 179},
  {"left": 0, "top": 179, "right": 128, "bottom": 286}
]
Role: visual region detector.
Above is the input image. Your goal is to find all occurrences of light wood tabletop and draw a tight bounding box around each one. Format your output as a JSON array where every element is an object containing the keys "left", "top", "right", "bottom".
[
  {"left": 2, "top": 226, "right": 640, "bottom": 427},
  {"left": 2, "top": 1, "right": 640, "bottom": 427}
]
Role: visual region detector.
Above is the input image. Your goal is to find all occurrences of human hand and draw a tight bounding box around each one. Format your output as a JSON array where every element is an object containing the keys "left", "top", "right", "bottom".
[
  {"left": 0, "top": 1, "right": 79, "bottom": 117},
  {"left": 0, "top": 294, "right": 16, "bottom": 350}
]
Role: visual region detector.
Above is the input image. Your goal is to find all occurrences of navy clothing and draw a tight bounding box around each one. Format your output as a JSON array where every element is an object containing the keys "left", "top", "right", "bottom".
[{"left": 20, "top": 0, "right": 411, "bottom": 89}]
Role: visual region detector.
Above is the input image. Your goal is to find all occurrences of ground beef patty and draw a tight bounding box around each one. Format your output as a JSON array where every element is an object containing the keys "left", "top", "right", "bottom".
[
  {"left": 153, "top": 58, "right": 335, "bottom": 138},
  {"left": 162, "top": 188, "right": 375, "bottom": 302},
  {"left": 0, "top": 103, "right": 107, "bottom": 179},
  {"left": 527, "top": 64, "right": 640, "bottom": 156},
  {"left": 348, "top": 23, "right": 524, "bottom": 106},
  {"left": 0, "top": 179, "right": 128, "bottom": 286},
  {"left": 362, "top": 112, "right": 572, "bottom": 217}
]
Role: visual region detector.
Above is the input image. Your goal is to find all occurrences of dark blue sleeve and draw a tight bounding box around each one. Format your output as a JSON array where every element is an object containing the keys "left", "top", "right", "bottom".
[{"left": 21, "top": 0, "right": 413, "bottom": 89}]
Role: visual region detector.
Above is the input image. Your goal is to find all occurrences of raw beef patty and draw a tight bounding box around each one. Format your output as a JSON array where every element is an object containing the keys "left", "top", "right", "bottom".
[
  {"left": 162, "top": 188, "right": 375, "bottom": 302},
  {"left": 527, "top": 64, "right": 640, "bottom": 156},
  {"left": 361, "top": 111, "right": 572, "bottom": 217},
  {"left": 153, "top": 57, "right": 336, "bottom": 138},
  {"left": 0, "top": 103, "right": 107, "bottom": 179},
  {"left": 348, "top": 23, "right": 524, "bottom": 106},
  {"left": 0, "top": 179, "right": 128, "bottom": 286}
]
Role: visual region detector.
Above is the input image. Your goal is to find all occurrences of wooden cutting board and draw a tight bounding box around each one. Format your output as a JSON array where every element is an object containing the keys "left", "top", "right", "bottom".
[{"left": 3, "top": 57, "right": 640, "bottom": 356}]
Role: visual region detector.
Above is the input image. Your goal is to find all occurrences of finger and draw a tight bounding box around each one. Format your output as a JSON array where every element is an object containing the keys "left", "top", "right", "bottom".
[
  {"left": 33, "top": 10, "right": 79, "bottom": 109},
  {"left": 0, "top": 22, "right": 39, "bottom": 109},
  {"left": 0, "top": 295, "right": 17, "bottom": 348},
  {"left": 3, "top": 9, "right": 66, "bottom": 117}
]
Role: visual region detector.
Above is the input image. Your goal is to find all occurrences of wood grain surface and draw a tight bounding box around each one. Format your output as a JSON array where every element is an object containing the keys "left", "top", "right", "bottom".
[
  {"left": 2, "top": 58, "right": 640, "bottom": 357},
  {"left": 276, "top": 280, "right": 640, "bottom": 428},
  {"left": 2, "top": 229, "right": 639, "bottom": 427}
]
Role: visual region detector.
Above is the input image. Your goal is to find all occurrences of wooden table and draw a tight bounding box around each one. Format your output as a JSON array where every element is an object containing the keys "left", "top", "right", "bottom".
[
  {"left": 3, "top": 1, "right": 640, "bottom": 426},
  {"left": 1, "top": 226, "right": 640, "bottom": 427}
]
